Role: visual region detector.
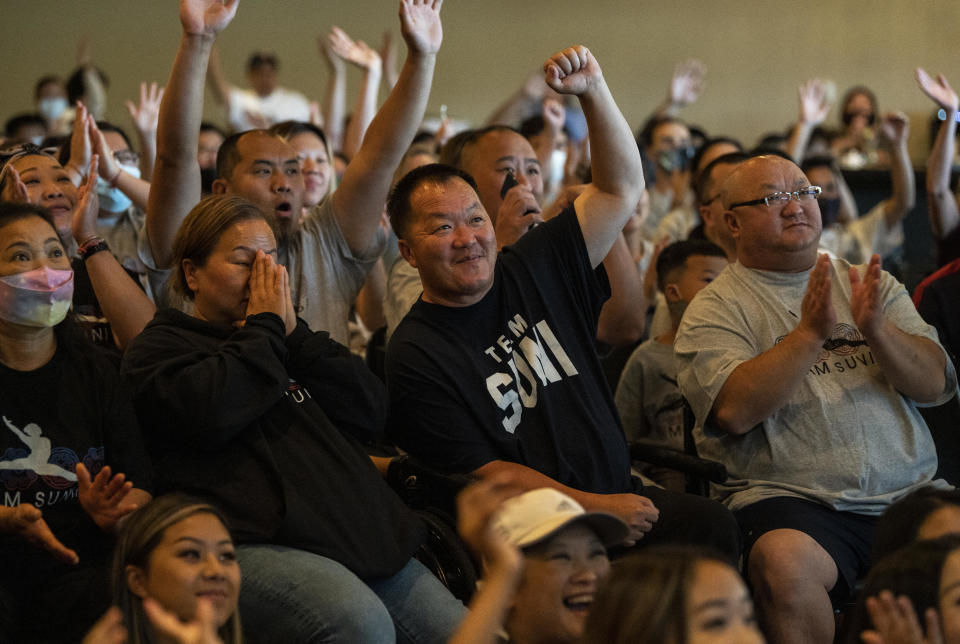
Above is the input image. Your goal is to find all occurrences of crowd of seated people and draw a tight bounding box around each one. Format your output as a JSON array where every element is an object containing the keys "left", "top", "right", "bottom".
[{"left": 1, "top": 0, "right": 958, "bottom": 642}]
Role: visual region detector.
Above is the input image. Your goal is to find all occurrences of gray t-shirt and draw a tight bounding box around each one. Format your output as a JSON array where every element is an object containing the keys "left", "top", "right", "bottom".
[
  {"left": 675, "top": 258, "right": 957, "bottom": 515},
  {"left": 384, "top": 255, "right": 423, "bottom": 341},
  {"left": 615, "top": 338, "right": 685, "bottom": 449},
  {"left": 282, "top": 197, "right": 386, "bottom": 346}
]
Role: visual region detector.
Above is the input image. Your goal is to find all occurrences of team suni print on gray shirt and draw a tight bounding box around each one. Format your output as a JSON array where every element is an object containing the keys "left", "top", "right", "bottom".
[{"left": 675, "top": 258, "right": 957, "bottom": 515}]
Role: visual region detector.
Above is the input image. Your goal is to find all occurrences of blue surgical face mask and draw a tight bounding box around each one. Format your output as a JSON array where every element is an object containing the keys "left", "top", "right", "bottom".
[
  {"left": 37, "top": 97, "right": 68, "bottom": 123},
  {"left": 96, "top": 164, "right": 140, "bottom": 212}
]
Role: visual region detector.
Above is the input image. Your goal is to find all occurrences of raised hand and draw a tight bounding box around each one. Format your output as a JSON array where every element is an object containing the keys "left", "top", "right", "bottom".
[
  {"left": 125, "top": 82, "right": 164, "bottom": 136},
  {"left": 916, "top": 68, "right": 959, "bottom": 112},
  {"left": 327, "top": 27, "right": 382, "bottom": 71},
  {"left": 73, "top": 155, "right": 101, "bottom": 243},
  {"left": 496, "top": 183, "right": 543, "bottom": 248},
  {"left": 0, "top": 504, "right": 78, "bottom": 565},
  {"left": 879, "top": 111, "right": 910, "bottom": 146},
  {"left": 860, "top": 591, "right": 943, "bottom": 644},
  {"left": 308, "top": 101, "right": 324, "bottom": 128},
  {"left": 245, "top": 251, "right": 295, "bottom": 334},
  {"left": 89, "top": 121, "right": 121, "bottom": 182},
  {"left": 798, "top": 253, "right": 836, "bottom": 344},
  {"left": 669, "top": 59, "right": 706, "bottom": 108},
  {"left": 542, "top": 97, "right": 565, "bottom": 135},
  {"left": 849, "top": 254, "right": 884, "bottom": 337},
  {"left": 399, "top": 0, "right": 443, "bottom": 57},
  {"left": 456, "top": 474, "right": 523, "bottom": 573},
  {"left": 3, "top": 165, "right": 30, "bottom": 204},
  {"left": 320, "top": 34, "right": 345, "bottom": 73},
  {"left": 543, "top": 46, "right": 603, "bottom": 96},
  {"left": 67, "top": 101, "right": 93, "bottom": 182},
  {"left": 81, "top": 607, "right": 128, "bottom": 644},
  {"left": 77, "top": 463, "right": 139, "bottom": 532},
  {"left": 799, "top": 78, "right": 832, "bottom": 126},
  {"left": 179, "top": 0, "right": 239, "bottom": 38},
  {"left": 143, "top": 597, "right": 224, "bottom": 644}
]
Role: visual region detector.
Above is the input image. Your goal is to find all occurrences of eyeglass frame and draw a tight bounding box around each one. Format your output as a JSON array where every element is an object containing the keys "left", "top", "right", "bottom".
[{"left": 728, "top": 186, "right": 822, "bottom": 210}]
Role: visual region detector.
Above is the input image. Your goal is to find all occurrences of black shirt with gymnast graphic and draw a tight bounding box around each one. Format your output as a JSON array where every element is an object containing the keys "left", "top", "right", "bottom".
[
  {"left": 0, "top": 343, "right": 152, "bottom": 567},
  {"left": 387, "top": 207, "right": 633, "bottom": 494}
]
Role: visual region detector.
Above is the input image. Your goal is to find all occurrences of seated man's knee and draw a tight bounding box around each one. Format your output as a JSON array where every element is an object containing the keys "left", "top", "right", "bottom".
[{"left": 748, "top": 529, "right": 838, "bottom": 601}]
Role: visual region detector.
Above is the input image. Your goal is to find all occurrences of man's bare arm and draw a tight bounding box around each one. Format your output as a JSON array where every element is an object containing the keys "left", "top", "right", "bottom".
[
  {"left": 147, "top": 0, "right": 238, "bottom": 269},
  {"left": 596, "top": 234, "right": 646, "bottom": 347},
  {"left": 543, "top": 46, "right": 643, "bottom": 268},
  {"left": 876, "top": 113, "right": 916, "bottom": 229},
  {"left": 331, "top": 0, "right": 441, "bottom": 256}
]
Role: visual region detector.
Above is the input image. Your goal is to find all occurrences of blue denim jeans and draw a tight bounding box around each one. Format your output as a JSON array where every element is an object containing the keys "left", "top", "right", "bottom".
[{"left": 237, "top": 544, "right": 467, "bottom": 643}]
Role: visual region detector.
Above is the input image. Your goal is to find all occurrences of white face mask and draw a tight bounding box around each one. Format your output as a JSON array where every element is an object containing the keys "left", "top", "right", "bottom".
[
  {"left": 37, "top": 97, "right": 68, "bottom": 123},
  {"left": 96, "top": 163, "right": 141, "bottom": 212},
  {"left": 0, "top": 266, "right": 74, "bottom": 328}
]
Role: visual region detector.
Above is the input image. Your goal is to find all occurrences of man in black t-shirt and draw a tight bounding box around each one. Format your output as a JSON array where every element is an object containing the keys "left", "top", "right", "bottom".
[{"left": 386, "top": 46, "right": 738, "bottom": 557}]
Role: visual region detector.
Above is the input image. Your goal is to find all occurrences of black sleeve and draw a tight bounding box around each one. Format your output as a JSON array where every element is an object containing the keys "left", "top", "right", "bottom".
[
  {"left": 285, "top": 318, "right": 388, "bottom": 443},
  {"left": 97, "top": 353, "right": 154, "bottom": 493},
  {"left": 121, "top": 313, "right": 291, "bottom": 449}
]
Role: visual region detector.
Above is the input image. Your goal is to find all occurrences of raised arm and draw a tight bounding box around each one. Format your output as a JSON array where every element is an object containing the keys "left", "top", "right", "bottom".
[
  {"left": 877, "top": 112, "right": 916, "bottom": 229},
  {"left": 331, "top": 0, "right": 442, "bottom": 256},
  {"left": 320, "top": 31, "right": 347, "bottom": 152},
  {"left": 328, "top": 28, "right": 383, "bottom": 160},
  {"left": 148, "top": 0, "right": 238, "bottom": 269},
  {"left": 90, "top": 120, "right": 151, "bottom": 212},
  {"left": 651, "top": 58, "right": 706, "bottom": 119},
  {"left": 125, "top": 81, "right": 164, "bottom": 179},
  {"left": 204, "top": 42, "right": 232, "bottom": 109},
  {"left": 786, "top": 78, "right": 831, "bottom": 164},
  {"left": 74, "top": 157, "right": 156, "bottom": 350},
  {"left": 916, "top": 68, "right": 960, "bottom": 239},
  {"left": 544, "top": 46, "right": 644, "bottom": 267}
]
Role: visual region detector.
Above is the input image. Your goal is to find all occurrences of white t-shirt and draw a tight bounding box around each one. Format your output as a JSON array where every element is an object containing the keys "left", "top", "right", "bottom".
[{"left": 227, "top": 87, "right": 311, "bottom": 132}]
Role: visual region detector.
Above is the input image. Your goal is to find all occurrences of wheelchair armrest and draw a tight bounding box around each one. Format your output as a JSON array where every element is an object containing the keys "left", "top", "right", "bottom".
[{"left": 629, "top": 442, "right": 728, "bottom": 484}]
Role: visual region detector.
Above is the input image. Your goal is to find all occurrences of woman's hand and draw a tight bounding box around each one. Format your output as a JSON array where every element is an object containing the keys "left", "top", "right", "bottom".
[
  {"left": 245, "top": 251, "right": 295, "bottom": 335},
  {"left": 143, "top": 597, "right": 224, "bottom": 644},
  {"left": 73, "top": 155, "right": 101, "bottom": 244},
  {"left": 77, "top": 463, "right": 140, "bottom": 533},
  {"left": 0, "top": 504, "right": 78, "bottom": 565}
]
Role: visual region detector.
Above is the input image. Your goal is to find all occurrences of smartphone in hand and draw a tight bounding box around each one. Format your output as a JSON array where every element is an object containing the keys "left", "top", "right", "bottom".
[{"left": 500, "top": 169, "right": 519, "bottom": 199}]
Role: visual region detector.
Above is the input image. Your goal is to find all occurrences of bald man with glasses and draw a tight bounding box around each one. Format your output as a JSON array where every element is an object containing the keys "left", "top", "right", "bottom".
[{"left": 674, "top": 154, "right": 957, "bottom": 644}]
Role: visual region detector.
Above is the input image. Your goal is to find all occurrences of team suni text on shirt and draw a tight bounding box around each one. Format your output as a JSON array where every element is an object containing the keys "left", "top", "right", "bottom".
[{"left": 482, "top": 313, "right": 580, "bottom": 434}]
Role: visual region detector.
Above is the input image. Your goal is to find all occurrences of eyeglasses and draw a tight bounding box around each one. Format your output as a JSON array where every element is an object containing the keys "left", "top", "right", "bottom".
[{"left": 729, "top": 186, "right": 822, "bottom": 209}]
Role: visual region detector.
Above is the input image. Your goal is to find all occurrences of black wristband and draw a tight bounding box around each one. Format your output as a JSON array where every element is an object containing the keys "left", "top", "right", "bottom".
[{"left": 79, "top": 239, "right": 110, "bottom": 261}]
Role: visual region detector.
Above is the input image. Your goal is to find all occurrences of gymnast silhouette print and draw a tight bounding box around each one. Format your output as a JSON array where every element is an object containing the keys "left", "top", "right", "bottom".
[{"left": 0, "top": 416, "right": 77, "bottom": 481}]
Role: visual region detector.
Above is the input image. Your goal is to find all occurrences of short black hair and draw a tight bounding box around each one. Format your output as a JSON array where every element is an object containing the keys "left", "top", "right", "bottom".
[
  {"left": 691, "top": 136, "right": 743, "bottom": 179},
  {"left": 387, "top": 163, "right": 479, "bottom": 239},
  {"left": 800, "top": 154, "right": 838, "bottom": 175},
  {"left": 215, "top": 130, "right": 269, "bottom": 180},
  {"left": 637, "top": 116, "right": 687, "bottom": 150},
  {"left": 444, "top": 125, "right": 522, "bottom": 170},
  {"left": 247, "top": 52, "right": 278, "bottom": 72},
  {"left": 268, "top": 120, "right": 329, "bottom": 150},
  {"left": 34, "top": 76, "right": 64, "bottom": 101},
  {"left": 871, "top": 486, "right": 960, "bottom": 565},
  {"left": 656, "top": 239, "right": 726, "bottom": 292},
  {"left": 66, "top": 66, "right": 109, "bottom": 105},
  {"left": 200, "top": 121, "right": 228, "bottom": 139},
  {"left": 4, "top": 113, "right": 46, "bottom": 139},
  {"left": 695, "top": 151, "right": 752, "bottom": 203}
]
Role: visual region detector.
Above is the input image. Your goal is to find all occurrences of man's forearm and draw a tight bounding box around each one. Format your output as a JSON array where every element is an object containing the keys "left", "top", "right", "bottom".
[
  {"left": 147, "top": 32, "right": 211, "bottom": 268},
  {"left": 711, "top": 326, "right": 825, "bottom": 435},
  {"left": 474, "top": 460, "right": 605, "bottom": 512},
  {"left": 866, "top": 321, "right": 947, "bottom": 403}
]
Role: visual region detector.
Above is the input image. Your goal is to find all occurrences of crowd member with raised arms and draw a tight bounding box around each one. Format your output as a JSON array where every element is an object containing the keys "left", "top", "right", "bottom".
[
  {"left": 122, "top": 193, "right": 465, "bottom": 642},
  {"left": 675, "top": 154, "right": 957, "bottom": 644},
  {"left": 0, "top": 201, "right": 151, "bottom": 642},
  {"left": 916, "top": 67, "right": 960, "bottom": 266},
  {"left": 0, "top": 145, "right": 156, "bottom": 349},
  {"left": 146, "top": 0, "right": 443, "bottom": 346},
  {"left": 386, "top": 45, "right": 739, "bottom": 557}
]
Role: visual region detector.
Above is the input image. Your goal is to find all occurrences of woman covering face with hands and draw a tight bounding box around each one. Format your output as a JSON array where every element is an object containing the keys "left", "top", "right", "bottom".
[{"left": 122, "top": 193, "right": 466, "bottom": 642}]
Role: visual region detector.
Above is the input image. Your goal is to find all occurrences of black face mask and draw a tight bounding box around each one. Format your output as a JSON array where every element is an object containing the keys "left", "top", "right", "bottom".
[
  {"left": 819, "top": 197, "right": 842, "bottom": 227},
  {"left": 200, "top": 167, "right": 218, "bottom": 195},
  {"left": 657, "top": 145, "right": 696, "bottom": 173}
]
